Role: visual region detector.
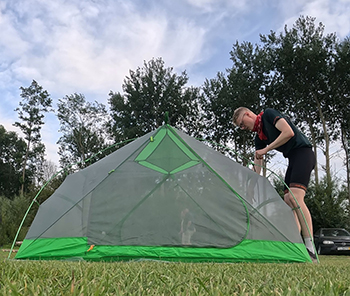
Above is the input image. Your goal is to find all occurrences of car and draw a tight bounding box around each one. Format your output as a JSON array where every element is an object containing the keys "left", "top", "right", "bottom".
[{"left": 314, "top": 228, "right": 350, "bottom": 255}]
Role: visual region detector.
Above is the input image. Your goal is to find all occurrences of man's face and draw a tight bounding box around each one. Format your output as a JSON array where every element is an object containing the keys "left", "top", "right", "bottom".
[
  {"left": 236, "top": 111, "right": 254, "bottom": 131},
  {"left": 237, "top": 112, "right": 248, "bottom": 130}
]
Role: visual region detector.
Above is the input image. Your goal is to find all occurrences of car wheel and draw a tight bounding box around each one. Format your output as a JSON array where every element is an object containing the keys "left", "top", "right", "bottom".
[{"left": 317, "top": 245, "right": 323, "bottom": 255}]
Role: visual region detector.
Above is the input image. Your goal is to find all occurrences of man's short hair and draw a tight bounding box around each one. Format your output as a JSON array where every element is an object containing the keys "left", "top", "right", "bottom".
[{"left": 232, "top": 107, "right": 251, "bottom": 126}]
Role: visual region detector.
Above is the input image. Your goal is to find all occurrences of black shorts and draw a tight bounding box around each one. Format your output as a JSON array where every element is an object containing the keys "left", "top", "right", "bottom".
[{"left": 284, "top": 147, "right": 316, "bottom": 194}]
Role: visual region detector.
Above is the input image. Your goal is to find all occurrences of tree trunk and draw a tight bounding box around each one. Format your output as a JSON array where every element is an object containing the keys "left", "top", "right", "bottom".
[
  {"left": 341, "top": 125, "right": 350, "bottom": 203},
  {"left": 313, "top": 92, "right": 331, "bottom": 187},
  {"left": 307, "top": 117, "right": 319, "bottom": 186},
  {"left": 21, "top": 139, "right": 31, "bottom": 196}
]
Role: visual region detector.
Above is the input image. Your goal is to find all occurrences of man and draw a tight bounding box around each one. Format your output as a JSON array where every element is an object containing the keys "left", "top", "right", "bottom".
[
  {"left": 179, "top": 208, "right": 196, "bottom": 245},
  {"left": 232, "top": 107, "right": 317, "bottom": 262}
]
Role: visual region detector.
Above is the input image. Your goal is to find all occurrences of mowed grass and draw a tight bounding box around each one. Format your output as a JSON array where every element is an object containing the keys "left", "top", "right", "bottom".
[{"left": 1, "top": 250, "right": 350, "bottom": 295}]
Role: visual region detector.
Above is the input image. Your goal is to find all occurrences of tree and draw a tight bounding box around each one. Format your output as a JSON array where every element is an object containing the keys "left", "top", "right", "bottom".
[
  {"left": 332, "top": 37, "right": 350, "bottom": 203},
  {"left": 273, "top": 173, "right": 350, "bottom": 231},
  {"left": 0, "top": 195, "right": 31, "bottom": 245},
  {"left": 305, "top": 177, "right": 349, "bottom": 231},
  {"left": 201, "top": 41, "right": 271, "bottom": 169},
  {"left": 108, "top": 58, "right": 201, "bottom": 142},
  {"left": 200, "top": 72, "right": 233, "bottom": 147},
  {"left": 0, "top": 125, "right": 28, "bottom": 198},
  {"left": 37, "top": 160, "right": 58, "bottom": 186},
  {"left": 57, "top": 93, "right": 110, "bottom": 170},
  {"left": 260, "top": 16, "right": 338, "bottom": 187},
  {"left": 13, "top": 80, "right": 52, "bottom": 195}
]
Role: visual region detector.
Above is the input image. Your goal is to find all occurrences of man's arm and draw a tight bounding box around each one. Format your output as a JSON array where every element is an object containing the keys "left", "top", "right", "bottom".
[
  {"left": 255, "top": 118, "right": 294, "bottom": 159},
  {"left": 187, "top": 221, "right": 192, "bottom": 229},
  {"left": 253, "top": 156, "right": 263, "bottom": 175}
]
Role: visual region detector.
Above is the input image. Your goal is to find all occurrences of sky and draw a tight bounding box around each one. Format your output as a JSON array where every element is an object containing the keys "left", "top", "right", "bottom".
[{"left": 1, "top": 0, "right": 350, "bottom": 179}]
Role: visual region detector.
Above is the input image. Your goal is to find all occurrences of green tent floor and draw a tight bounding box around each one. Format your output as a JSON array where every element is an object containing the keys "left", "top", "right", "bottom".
[{"left": 15, "top": 237, "right": 311, "bottom": 263}]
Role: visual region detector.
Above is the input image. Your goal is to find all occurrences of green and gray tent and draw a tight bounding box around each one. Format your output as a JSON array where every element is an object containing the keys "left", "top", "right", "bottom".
[{"left": 15, "top": 124, "right": 311, "bottom": 263}]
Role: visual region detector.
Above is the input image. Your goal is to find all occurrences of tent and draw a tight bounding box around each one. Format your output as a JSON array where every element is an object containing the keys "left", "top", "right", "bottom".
[{"left": 15, "top": 124, "right": 311, "bottom": 263}]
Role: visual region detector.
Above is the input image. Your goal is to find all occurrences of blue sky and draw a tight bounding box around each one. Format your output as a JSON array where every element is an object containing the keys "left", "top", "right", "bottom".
[{"left": 1, "top": 0, "right": 349, "bottom": 177}]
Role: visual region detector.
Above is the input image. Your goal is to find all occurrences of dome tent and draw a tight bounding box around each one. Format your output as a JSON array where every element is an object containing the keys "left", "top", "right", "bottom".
[{"left": 15, "top": 124, "right": 311, "bottom": 263}]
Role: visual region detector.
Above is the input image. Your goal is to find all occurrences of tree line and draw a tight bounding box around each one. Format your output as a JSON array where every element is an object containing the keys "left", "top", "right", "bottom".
[{"left": 1, "top": 16, "right": 349, "bottom": 245}]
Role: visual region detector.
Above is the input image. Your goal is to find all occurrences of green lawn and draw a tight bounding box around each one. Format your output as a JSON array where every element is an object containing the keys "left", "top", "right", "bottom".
[{"left": 1, "top": 249, "right": 350, "bottom": 295}]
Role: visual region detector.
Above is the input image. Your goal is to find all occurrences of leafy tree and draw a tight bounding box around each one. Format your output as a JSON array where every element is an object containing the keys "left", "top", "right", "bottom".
[
  {"left": 332, "top": 37, "right": 350, "bottom": 202},
  {"left": 0, "top": 126, "right": 28, "bottom": 198},
  {"left": 271, "top": 173, "right": 287, "bottom": 199},
  {"left": 305, "top": 177, "right": 349, "bottom": 231},
  {"left": 31, "top": 159, "right": 64, "bottom": 205},
  {"left": 200, "top": 72, "right": 233, "bottom": 146},
  {"left": 0, "top": 195, "right": 31, "bottom": 246},
  {"left": 201, "top": 41, "right": 271, "bottom": 170},
  {"left": 108, "top": 58, "right": 201, "bottom": 142},
  {"left": 14, "top": 80, "right": 53, "bottom": 195},
  {"left": 260, "top": 16, "right": 338, "bottom": 186},
  {"left": 273, "top": 173, "right": 349, "bottom": 231},
  {"left": 57, "top": 93, "right": 110, "bottom": 170},
  {"left": 36, "top": 160, "right": 58, "bottom": 187}
]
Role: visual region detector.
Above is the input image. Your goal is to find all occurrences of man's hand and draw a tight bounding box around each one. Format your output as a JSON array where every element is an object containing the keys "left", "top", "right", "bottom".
[{"left": 255, "top": 148, "right": 267, "bottom": 160}]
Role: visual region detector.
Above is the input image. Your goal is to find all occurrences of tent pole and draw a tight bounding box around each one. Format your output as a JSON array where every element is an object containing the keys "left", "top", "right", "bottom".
[
  {"left": 8, "top": 138, "right": 136, "bottom": 260},
  {"left": 196, "top": 138, "right": 319, "bottom": 263},
  {"left": 7, "top": 170, "right": 63, "bottom": 259}
]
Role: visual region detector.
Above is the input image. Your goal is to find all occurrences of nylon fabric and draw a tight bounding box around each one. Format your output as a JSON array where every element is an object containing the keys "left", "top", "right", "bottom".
[
  {"left": 15, "top": 237, "right": 311, "bottom": 263},
  {"left": 16, "top": 124, "right": 309, "bottom": 263}
]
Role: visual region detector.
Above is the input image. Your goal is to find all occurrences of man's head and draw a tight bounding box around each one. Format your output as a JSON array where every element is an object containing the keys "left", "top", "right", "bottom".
[
  {"left": 181, "top": 208, "right": 189, "bottom": 218},
  {"left": 232, "top": 107, "right": 256, "bottom": 131}
]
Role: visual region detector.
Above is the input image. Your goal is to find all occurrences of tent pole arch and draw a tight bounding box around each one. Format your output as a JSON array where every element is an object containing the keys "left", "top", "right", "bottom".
[
  {"left": 197, "top": 138, "right": 319, "bottom": 263},
  {"left": 10, "top": 129, "right": 317, "bottom": 262},
  {"left": 7, "top": 138, "right": 136, "bottom": 259}
]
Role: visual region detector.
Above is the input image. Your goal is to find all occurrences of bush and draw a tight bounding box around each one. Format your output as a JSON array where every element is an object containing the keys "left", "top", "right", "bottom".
[
  {"left": 272, "top": 174, "right": 350, "bottom": 232},
  {"left": 0, "top": 195, "right": 31, "bottom": 246},
  {"left": 305, "top": 177, "right": 349, "bottom": 231}
]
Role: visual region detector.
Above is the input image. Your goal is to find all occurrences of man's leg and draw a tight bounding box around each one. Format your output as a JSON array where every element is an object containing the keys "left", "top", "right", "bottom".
[
  {"left": 283, "top": 148, "right": 316, "bottom": 261},
  {"left": 183, "top": 231, "right": 191, "bottom": 245},
  {"left": 284, "top": 187, "right": 316, "bottom": 257},
  {"left": 284, "top": 191, "right": 301, "bottom": 232}
]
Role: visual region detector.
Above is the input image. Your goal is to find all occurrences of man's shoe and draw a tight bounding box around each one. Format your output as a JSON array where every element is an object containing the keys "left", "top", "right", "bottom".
[{"left": 307, "top": 249, "right": 318, "bottom": 264}]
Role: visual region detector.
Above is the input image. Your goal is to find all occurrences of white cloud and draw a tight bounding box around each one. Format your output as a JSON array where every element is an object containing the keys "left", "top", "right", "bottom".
[
  {"left": 0, "top": 112, "right": 19, "bottom": 134},
  {"left": 0, "top": 9, "right": 30, "bottom": 60},
  {"left": 0, "top": 0, "right": 209, "bottom": 102},
  {"left": 185, "top": 0, "right": 248, "bottom": 12},
  {"left": 1, "top": 0, "right": 350, "bottom": 173},
  {"left": 303, "top": 0, "right": 350, "bottom": 38},
  {"left": 280, "top": 0, "right": 350, "bottom": 38},
  {"left": 1, "top": 0, "right": 210, "bottom": 164}
]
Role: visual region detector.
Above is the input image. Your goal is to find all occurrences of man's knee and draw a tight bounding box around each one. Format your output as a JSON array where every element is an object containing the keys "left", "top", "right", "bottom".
[
  {"left": 289, "top": 187, "right": 307, "bottom": 204},
  {"left": 284, "top": 193, "right": 298, "bottom": 208}
]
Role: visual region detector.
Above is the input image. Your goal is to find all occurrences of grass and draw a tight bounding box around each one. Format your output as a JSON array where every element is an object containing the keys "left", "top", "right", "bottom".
[{"left": 1, "top": 250, "right": 350, "bottom": 295}]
